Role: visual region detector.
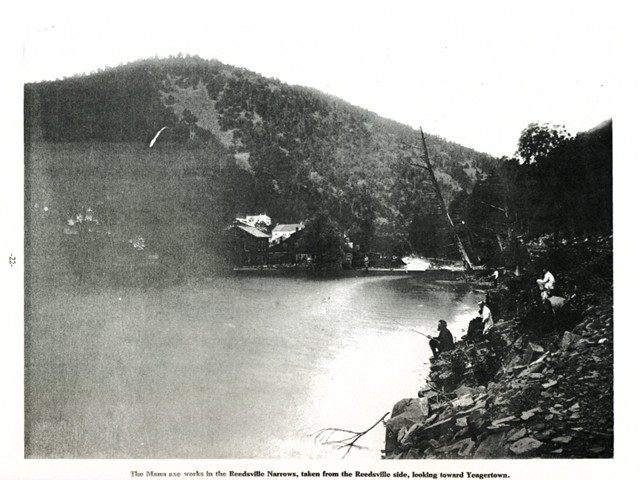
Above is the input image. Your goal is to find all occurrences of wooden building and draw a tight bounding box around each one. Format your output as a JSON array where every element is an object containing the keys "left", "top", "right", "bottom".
[{"left": 225, "top": 224, "right": 270, "bottom": 266}]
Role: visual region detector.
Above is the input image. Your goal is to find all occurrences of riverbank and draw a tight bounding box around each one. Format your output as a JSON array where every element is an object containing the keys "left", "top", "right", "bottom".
[
  {"left": 384, "top": 234, "right": 613, "bottom": 459},
  {"left": 231, "top": 267, "right": 475, "bottom": 281},
  {"left": 232, "top": 262, "right": 470, "bottom": 275}
]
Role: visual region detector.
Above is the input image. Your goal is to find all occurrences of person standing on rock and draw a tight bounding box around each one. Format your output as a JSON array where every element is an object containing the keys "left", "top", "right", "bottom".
[
  {"left": 536, "top": 268, "right": 555, "bottom": 301},
  {"left": 427, "top": 320, "right": 454, "bottom": 359},
  {"left": 479, "top": 300, "right": 494, "bottom": 334}
]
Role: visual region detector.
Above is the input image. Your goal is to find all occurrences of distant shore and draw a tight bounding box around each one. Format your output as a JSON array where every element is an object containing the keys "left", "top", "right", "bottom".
[{"left": 231, "top": 266, "right": 477, "bottom": 279}]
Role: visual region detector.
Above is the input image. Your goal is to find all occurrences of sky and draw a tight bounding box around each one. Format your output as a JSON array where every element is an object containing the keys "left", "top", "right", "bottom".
[{"left": 18, "top": 0, "right": 615, "bottom": 157}]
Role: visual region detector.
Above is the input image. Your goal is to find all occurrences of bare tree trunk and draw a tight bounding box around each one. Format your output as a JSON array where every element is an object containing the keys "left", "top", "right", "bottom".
[{"left": 417, "top": 128, "right": 474, "bottom": 270}]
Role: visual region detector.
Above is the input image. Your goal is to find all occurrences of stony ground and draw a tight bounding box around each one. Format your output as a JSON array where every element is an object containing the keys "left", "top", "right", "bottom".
[{"left": 384, "top": 235, "right": 613, "bottom": 459}]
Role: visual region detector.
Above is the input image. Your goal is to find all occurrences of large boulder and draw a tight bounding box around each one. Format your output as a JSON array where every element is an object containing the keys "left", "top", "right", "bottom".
[
  {"left": 560, "top": 331, "right": 581, "bottom": 350},
  {"left": 523, "top": 343, "right": 545, "bottom": 364},
  {"left": 467, "top": 408, "right": 489, "bottom": 438},
  {"left": 473, "top": 431, "right": 508, "bottom": 458},
  {"left": 509, "top": 437, "right": 543, "bottom": 456},
  {"left": 385, "top": 398, "right": 429, "bottom": 453}
]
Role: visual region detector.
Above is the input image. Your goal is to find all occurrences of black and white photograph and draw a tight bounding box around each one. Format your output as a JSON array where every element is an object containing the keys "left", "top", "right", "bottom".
[{"left": 2, "top": 0, "right": 634, "bottom": 478}]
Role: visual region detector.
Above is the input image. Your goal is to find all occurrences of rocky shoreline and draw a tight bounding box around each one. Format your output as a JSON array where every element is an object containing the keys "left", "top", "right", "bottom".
[{"left": 384, "top": 235, "right": 613, "bottom": 459}]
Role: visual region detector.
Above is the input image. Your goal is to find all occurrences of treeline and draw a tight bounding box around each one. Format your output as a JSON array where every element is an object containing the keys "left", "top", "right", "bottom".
[
  {"left": 450, "top": 120, "right": 613, "bottom": 268},
  {"left": 25, "top": 55, "right": 496, "bottom": 282}
]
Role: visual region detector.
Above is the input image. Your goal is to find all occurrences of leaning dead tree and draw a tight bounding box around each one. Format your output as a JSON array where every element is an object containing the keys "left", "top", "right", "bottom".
[
  {"left": 409, "top": 128, "right": 474, "bottom": 270},
  {"left": 311, "top": 412, "right": 390, "bottom": 458}
]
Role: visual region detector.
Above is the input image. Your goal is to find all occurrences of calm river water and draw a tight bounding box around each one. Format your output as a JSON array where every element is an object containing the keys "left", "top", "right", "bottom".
[{"left": 25, "top": 273, "right": 484, "bottom": 459}]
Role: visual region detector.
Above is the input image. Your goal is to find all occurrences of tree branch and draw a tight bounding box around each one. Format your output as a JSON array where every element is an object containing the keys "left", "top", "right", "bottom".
[
  {"left": 409, "top": 162, "right": 429, "bottom": 170},
  {"left": 477, "top": 199, "right": 507, "bottom": 214},
  {"left": 311, "top": 412, "right": 390, "bottom": 458}
]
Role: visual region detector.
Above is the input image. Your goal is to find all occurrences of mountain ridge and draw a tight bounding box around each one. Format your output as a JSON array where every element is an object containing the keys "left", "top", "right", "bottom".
[{"left": 24, "top": 55, "right": 499, "bottom": 281}]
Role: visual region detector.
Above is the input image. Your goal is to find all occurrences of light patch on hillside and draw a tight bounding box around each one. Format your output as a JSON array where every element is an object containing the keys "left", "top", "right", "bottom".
[
  {"left": 160, "top": 76, "right": 236, "bottom": 147},
  {"left": 435, "top": 170, "right": 462, "bottom": 206},
  {"left": 238, "top": 110, "right": 263, "bottom": 126},
  {"left": 464, "top": 166, "right": 479, "bottom": 178},
  {"left": 234, "top": 152, "right": 253, "bottom": 172},
  {"left": 435, "top": 170, "right": 460, "bottom": 189}
]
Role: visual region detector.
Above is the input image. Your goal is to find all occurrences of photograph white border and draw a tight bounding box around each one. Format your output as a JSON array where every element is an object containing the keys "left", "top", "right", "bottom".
[{"left": 3, "top": 1, "right": 636, "bottom": 478}]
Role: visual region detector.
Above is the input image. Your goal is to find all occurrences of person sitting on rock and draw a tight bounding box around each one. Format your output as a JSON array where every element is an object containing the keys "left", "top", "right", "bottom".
[
  {"left": 427, "top": 319, "right": 454, "bottom": 359},
  {"left": 465, "top": 315, "right": 484, "bottom": 342},
  {"left": 536, "top": 268, "right": 556, "bottom": 301}
]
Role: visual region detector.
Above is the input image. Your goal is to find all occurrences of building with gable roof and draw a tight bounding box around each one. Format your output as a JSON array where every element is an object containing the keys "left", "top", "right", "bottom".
[
  {"left": 270, "top": 223, "right": 304, "bottom": 245},
  {"left": 224, "top": 223, "right": 270, "bottom": 266}
]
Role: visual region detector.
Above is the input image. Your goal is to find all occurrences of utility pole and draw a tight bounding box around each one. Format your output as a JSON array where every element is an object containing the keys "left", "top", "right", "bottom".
[{"left": 416, "top": 127, "right": 474, "bottom": 270}]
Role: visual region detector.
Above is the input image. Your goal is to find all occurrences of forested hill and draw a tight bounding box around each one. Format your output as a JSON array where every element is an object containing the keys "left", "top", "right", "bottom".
[{"left": 25, "top": 55, "right": 496, "bottom": 280}]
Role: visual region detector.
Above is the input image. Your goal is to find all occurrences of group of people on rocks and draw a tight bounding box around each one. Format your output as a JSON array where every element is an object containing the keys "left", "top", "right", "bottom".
[
  {"left": 487, "top": 266, "right": 556, "bottom": 302},
  {"left": 427, "top": 299, "right": 494, "bottom": 359},
  {"left": 427, "top": 267, "right": 557, "bottom": 360}
]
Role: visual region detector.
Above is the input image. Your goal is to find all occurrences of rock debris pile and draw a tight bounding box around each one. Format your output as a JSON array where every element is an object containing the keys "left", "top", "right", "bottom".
[{"left": 384, "top": 235, "right": 613, "bottom": 459}]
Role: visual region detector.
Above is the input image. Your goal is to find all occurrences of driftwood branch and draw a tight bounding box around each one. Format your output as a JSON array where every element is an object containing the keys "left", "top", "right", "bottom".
[{"left": 311, "top": 412, "right": 390, "bottom": 458}]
